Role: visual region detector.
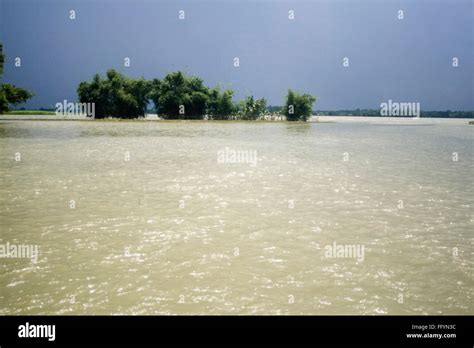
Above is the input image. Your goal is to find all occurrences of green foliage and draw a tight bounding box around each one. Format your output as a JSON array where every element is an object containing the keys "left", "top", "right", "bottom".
[
  {"left": 77, "top": 69, "right": 151, "bottom": 118},
  {"left": 147, "top": 73, "right": 264, "bottom": 120},
  {"left": 314, "top": 109, "right": 474, "bottom": 118},
  {"left": 147, "top": 78, "right": 162, "bottom": 113},
  {"left": 208, "top": 87, "right": 235, "bottom": 119},
  {"left": 207, "top": 88, "right": 220, "bottom": 117},
  {"left": 76, "top": 69, "right": 321, "bottom": 121},
  {"left": 315, "top": 109, "right": 381, "bottom": 116},
  {"left": 419, "top": 110, "right": 474, "bottom": 118},
  {"left": 7, "top": 110, "right": 55, "bottom": 115},
  {"left": 284, "top": 89, "right": 317, "bottom": 121},
  {"left": 149, "top": 71, "right": 211, "bottom": 119},
  {"left": 0, "top": 43, "right": 34, "bottom": 114},
  {"left": 0, "top": 84, "right": 34, "bottom": 113},
  {"left": 1, "top": 84, "right": 34, "bottom": 105},
  {"left": 219, "top": 90, "right": 235, "bottom": 117},
  {"left": 0, "top": 90, "right": 8, "bottom": 113},
  {"left": 267, "top": 105, "right": 283, "bottom": 114},
  {"left": 237, "top": 95, "right": 267, "bottom": 120},
  {"left": 77, "top": 74, "right": 105, "bottom": 117}
]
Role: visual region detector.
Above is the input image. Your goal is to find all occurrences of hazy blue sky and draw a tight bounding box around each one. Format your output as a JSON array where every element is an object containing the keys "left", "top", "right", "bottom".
[{"left": 0, "top": 0, "right": 472, "bottom": 110}]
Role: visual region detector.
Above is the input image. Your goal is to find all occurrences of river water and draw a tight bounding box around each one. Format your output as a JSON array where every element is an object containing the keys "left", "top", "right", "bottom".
[{"left": 0, "top": 120, "right": 472, "bottom": 314}]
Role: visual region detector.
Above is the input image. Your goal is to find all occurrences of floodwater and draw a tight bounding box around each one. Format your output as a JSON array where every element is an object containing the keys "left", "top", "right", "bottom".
[{"left": 0, "top": 119, "right": 472, "bottom": 314}]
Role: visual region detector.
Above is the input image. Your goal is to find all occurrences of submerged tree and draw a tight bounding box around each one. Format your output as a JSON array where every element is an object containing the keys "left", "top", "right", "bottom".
[
  {"left": 77, "top": 69, "right": 151, "bottom": 118},
  {"left": 237, "top": 95, "right": 267, "bottom": 120},
  {"left": 208, "top": 87, "right": 235, "bottom": 119},
  {"left": 149, "top": 71, "right": 211, "bottom": 119},
  {"left": 0, "top": 43, "right": 34, "bottom": 114},
  {"left": 284, "top": 89, "right": 317, "bottom": 121},
  {"left": 147, "top": 78, "right": 162, "bottom": 114},
  {"left": 77, "top": 73, "right": 107, "bottom": 117},
  {"left": 76, "top": 68, "right": 317, "bottom": 121}
]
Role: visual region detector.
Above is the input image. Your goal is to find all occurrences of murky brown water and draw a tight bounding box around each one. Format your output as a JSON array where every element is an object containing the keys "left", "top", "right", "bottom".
[{"left": 0, "top": 120, "right": 472, "bottom": 314}]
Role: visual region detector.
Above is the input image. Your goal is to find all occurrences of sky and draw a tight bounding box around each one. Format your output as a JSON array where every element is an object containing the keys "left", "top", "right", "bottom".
[{"left": 0, "top": 0, "right": 472, "bottom": 110}]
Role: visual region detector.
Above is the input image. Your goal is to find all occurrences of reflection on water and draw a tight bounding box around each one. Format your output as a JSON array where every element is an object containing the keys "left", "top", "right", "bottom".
[{"left": 0, "top": 120, "right": 472, "bottom": 314}]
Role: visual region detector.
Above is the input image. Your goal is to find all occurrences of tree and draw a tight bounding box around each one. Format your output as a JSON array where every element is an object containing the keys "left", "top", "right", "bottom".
[
  {"left": 150, "top": 71, "right": 210, "bottom": 119},
  {"left": 238, "top": 95, "right": 267, "bottom": 120},
  {"left": 0, "top": 43, "right": 34, "bottom": 114},
  {"left": 254, "top": 97, "right": 267, "bottom": 117},
  {"left": 284, "top": 89, "right": 317, "bottom": 121},
  {"left": 207, "top": 87, "right": 220, "bottom": 117},
  {"left": 1, "top": 84, "right": 34, "bottom": 105},
  {"left": 219, "top": 89, "right": 235, "bottom": 117},
  {"left": 0, "top": 90, "right": 8, "bottom": 113},
  {"left": 77, "top": 69, "right": 151, "bottom": 118},
  {"left": 208, "top": 87, "right": 235, "bottom": 119},
  {"left": 77, "top": 73, "right": 108, "bottom": 117},
  {"left": 147, "top": 78, "right": 162, "bottom": 114},
  {"left": 76, "top": 68, "right": 319, "bottom": 121}
]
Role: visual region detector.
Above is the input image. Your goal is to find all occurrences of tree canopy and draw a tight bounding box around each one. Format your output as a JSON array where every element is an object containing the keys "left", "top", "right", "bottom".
[
  {"left": 77, "top": 69, "right": 151, "bottom": 119},
  {"left": 235, "top": 96, "right": 267, "bottom": 120},
  {"left": 78, "top": 70, "right": 317, "bottom": 121},
  {"left": 207, "top": 87, "right": 235, "bottom": 119},
  {"left": 155, "top": 71, "right": 209, "bottom": 119},
  {"left": 0, "top": 43, "right": 34, "bottom": 114},
  {"left": 284, "top": 89, "right": 317, "bottom": 121}
]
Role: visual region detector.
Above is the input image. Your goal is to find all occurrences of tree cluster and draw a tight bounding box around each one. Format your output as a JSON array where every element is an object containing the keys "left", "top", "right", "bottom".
[
  {"left": 77, "top": 70, "right": 149, "bottom": 119},
  {"left": 78, "top": 69, "right": 317, "bottom": 121}
]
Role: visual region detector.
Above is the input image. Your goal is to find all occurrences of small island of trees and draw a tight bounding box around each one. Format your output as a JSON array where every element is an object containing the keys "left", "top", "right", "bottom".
[{"left": 77, "top": 69, "right": 317, "bottom": 121}]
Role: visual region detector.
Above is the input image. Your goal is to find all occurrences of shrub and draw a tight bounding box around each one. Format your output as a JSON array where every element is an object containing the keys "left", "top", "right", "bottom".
[
  {"left": 284, "top": 89, "right": 317, "bottom": 121},
  {"left": 238, "top": 96, "right": 267, "bottom": 120}
]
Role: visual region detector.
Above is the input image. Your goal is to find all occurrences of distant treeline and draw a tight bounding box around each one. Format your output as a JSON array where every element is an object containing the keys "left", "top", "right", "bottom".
[
  {"left": 12, "top": 106, "right": 474, "bottom": 119},
  {"left": 314, "top": 109, "right": 474, "bottom": 118},
  {"left": 77, "top": 69, "right": 317, "bottom": 121}
]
